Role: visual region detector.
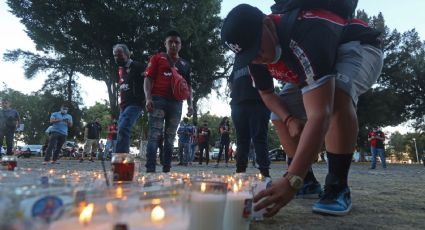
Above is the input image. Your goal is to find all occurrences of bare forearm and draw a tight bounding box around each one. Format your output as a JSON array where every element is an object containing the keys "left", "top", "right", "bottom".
[
  {"left": 259, "top": 90, "right": 291, "bottom": 121},
  {"left": 144, "top": 78, "right": 153, "bottom": 100}
]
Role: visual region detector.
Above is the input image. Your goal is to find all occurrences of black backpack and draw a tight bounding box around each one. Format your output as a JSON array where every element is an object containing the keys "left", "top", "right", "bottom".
[{"left": 271, "top": 0, "right": 358, "bottom": 19}]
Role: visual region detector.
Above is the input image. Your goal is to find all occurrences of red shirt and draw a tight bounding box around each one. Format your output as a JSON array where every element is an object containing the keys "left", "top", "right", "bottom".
[
  {"left": 145, "top": 52, "right": 191, "bottom": 99},
  {"left": 107, "top": 123, "right": 118, "bottom": 140}
]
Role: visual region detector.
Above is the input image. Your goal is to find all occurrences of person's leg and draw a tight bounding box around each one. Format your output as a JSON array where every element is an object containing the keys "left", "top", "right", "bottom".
[
  {"left": 162, "top": 99, "right": 183, "bottom": 172},
  {"left": 314, "top": 42, "right": 383, "bottom": 216},
  {"left": 250, "top": 103, "right": 271, "bottom": 177},
  {"left": 177, "top": 142, "right": 184, "bottom": 165},
  {"left": 370, "top": 147, "right": 377, "bottom": 169},
  {"left": 183, "top": 142, "right": 190, "bottom": 165},
  {"left": 198, "top": 143, "right": 205, "bottom": 164},
  {"left": 116, "top": 105, "right": 143, "bottom": 153},
  {"left": 216, "top": 143, "right": 224, "bottom": 165},
  {"left": 378, "top": 148, "right": 386, "bottom": 168},
  {"left": 52, "top": 134, "right": 66, "bottom": 162},
  {"left": 44, "top": 133, "right": 58, "bottom": 162},
  {"left": 145, "top": 98, "right": 167, "bottom": 172},
  {"left": 232, "top": 103, "right": 250, "bottom": 173},
  {"left": 205, "top": 143, "right": 210, "bottom": 165},
  {"left": 0, "top": 131, "right": 4, "bottom": 157},
  {"left": 5, "top": 130, "right": 14, "bottom": 155}
]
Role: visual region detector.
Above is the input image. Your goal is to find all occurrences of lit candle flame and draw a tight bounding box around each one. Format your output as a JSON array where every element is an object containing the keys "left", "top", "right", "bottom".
[
  {"left": 49, "top": 169, "right": 54, "bottom": 175},
  {"left": 238, "top": 179, "right": 242, "bottom": 188},
  {"left": 233, "top": 183, "right": 239, "bottom": 193},
  {"left": 116, "top": 186, "right": 123, "bottom": 198},
  {"left": 79, "top": 203, "right": 94, "bottom": 225},
  {"left": 151, "top": 205, "right": 165, "bottom": 222},
  {"left": 152, "top": 198, "right": 161, "bottom": 205},
  {"left": 105, "top": 202, "right": 114, "bottom": 215},
  {"left": 201, "top": 182, "right": 206, "bottom": 192}
]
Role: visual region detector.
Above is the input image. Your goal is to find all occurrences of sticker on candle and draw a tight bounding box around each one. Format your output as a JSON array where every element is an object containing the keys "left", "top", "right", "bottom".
[{"left": 31, "top": 196, "right": 64, "bottom": 222}]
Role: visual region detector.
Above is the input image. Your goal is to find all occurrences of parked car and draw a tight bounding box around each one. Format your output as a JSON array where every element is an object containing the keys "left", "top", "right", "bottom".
[
  {"left": 21, "top": 144, "right": 43, "bottom": 157},
  {"left": 268, "top": 148, "right": 286, "bottom": 161},
  {"left": 210, "top": 148, "right": 220, "bottom": 160}
]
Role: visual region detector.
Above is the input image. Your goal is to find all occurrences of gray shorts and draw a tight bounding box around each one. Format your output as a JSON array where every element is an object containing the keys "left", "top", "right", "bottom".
[{"left": 271, "top": 41, "right": 384, "bottom": 121}]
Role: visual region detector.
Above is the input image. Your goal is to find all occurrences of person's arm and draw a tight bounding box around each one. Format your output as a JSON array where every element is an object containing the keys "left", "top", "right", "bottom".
[
  {"left": 186, "top": 67, "right": 193, "bottom": 117},
  {"left": 254, "top": 79, "right": 335, "bottom": 217},
  {"left": 50, "top": 113, "right": 62, "bottom": 124},
  {"left": 144, "top": 55, "right": 157, "bottom": 112}
]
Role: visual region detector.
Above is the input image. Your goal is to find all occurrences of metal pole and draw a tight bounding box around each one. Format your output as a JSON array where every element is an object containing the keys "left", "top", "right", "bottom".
[{"left": 413, "top": 138, "right": 419, "bottom": 163}]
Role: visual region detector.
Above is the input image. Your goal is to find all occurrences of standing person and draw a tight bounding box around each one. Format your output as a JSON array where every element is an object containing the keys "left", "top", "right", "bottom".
[
  {"left": 176, "top": 118, "right": 192, "bottom": 166},
  {"left": 368, "top": 127, "right": 386, "bottom": 169},
  {"left": 105, "top": 119, "right": 118, "bottom": 159},
  {"left": 229, "top": 67, "right": 271, "bottom": 177},
  {"left": 144, "top": 30, "right": 193, "bottom": 173},
  {"left": 188, "top": 121, "right": 198, "bottom": 165},
  {"left": 198, "top": 121, "right": 211, "bottom": 165},
  {"left": 221, "top": 4, "right": 383, "bottom": 216},
  {"left": 112, "top": 43, "right": 146, "bottom": 155},
  {"left": 215, "top": 117, "right": 231, "bottom": 167},
  {"left": 81, "top": 118, "right": 102, "bottom": 162},
  {"left": 422, "top": 151, "right": 425, "bottom": 167},
  {"left": 44, "top": 104, "right": 73, "bottom": 164},
  {"left": 0, "top": 98, "right": 20, "bottom": 156},
  {"left": 248, "top": 140, "right": 257, "bottom": 167}
]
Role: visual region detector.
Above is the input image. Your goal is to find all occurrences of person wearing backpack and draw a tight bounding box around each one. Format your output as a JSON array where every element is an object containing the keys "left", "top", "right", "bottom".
[
  {"left": 144, "top": 30, "right": 193, "bottom": 173},
  {"left": 0, "top": 98, "right": 20, "bottom": 156},
  {"left": 221, "top": 3, "right": 383, "bottom": 217}
]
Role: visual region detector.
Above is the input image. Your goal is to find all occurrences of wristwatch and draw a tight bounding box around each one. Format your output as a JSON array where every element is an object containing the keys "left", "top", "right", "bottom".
[{"left": 283, "top": 172, "right": 304, "bottom": 191}]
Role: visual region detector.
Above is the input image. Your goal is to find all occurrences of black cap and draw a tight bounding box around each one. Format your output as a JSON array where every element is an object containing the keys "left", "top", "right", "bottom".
[{"left": 221, "top": 4, "right": 264, "bottom": 69}]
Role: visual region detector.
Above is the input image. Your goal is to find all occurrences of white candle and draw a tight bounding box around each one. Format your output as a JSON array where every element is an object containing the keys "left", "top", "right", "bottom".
[
  {"left": 48, "top": 215, "right": 112, "bottom": 230},
  {"left": 189, "top": 192, "right": 226, "bottom": 230},
  {"left": 223, "top": 191, "right": 252, "bottom": 230},
  {"left": 124, "top": 206, "right": 189, "bottom": 230}
]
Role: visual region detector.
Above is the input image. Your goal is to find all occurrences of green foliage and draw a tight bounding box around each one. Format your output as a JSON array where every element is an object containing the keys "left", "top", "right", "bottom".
[
  {"left": 5, "top": 0, "right": 228, "bottom": 119},
  {"left": 0, "top": 87, "right": 82, "bottom": 144},
  {"left": 387, "top": 132, "right": 424, "bottom": 162}
]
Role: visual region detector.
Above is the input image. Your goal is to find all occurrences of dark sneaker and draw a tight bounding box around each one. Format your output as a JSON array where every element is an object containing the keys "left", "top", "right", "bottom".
[
  {"left": 312, "top": 175, "right": 352, "bottom": 216},
  {"left": 79, "top": 159, "right": 84, "bottom": 163},
  {"left": 89, "top": 158, "right": 94, "bottom": 162},
  {"left": 51, "top": 161, "right": 60, "bottom": 164},
  {"left": 296, "top": 181, "right": 323, "bottom": 199},
  {"left": 42, "top": 161, "right": 49, "bottom": 165}
]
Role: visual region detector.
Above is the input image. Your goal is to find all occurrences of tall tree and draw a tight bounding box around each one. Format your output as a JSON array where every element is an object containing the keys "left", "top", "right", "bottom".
[{"left": 4, "top": 0, "right": 228, "bottom": 119}]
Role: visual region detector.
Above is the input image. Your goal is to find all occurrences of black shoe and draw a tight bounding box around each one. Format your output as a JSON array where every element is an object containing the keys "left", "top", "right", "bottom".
[
  {"left": 79, "top": 159, "right": 84, "bottom": 163},
  {"left": 89, "top": 158, "right": 94, "bottom": 162}
]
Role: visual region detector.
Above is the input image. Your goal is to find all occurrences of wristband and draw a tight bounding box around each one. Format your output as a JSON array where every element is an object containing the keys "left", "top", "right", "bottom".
[{"left": 283, "top": 114, "right": 293, "bottom": 125}]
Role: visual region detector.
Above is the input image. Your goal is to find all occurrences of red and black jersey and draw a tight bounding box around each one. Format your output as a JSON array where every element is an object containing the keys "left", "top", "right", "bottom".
[
  {"left": 117, "top": 60, "right": 145, "bottom": 109},
  {"left": 368, "top": 131, "right": 385, "bottom": 148},
  {"left": 249, "top": 10, "right": 381, "bottom": 91},
  {"left": 107, "top": 123, "right": 117, "bottom": 140},
  {"left": 145, "top": 52, "right": 191, "bottom": 99}
]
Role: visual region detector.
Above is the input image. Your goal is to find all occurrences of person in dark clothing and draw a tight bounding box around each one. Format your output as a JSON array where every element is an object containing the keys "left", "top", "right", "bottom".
[
  {"left": 81, "top": 118, "right": 102, "bottom": 162},
  {"left": 113, "top": 43, "right": 145, "bottom": 154},
  {"left": 229, "top": 67, "right": 271, "bottom": 177},
  {"left": 215, "top": 117, "right": 231, "bottom": 167},
  {"left": 198, "top": 121, "right": 211, "bottom": 165},
  {"left": 0, "top": 98, "right": 20, "bottom": 157}
]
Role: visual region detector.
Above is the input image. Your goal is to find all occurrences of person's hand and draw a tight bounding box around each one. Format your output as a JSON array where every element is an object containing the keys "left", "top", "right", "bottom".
[
  {"left": 187, "top": 106, "right": 193, "bottom": 117},
  {"left": 286, "top": 117, "right": 304, "bottom": 138},
  {"left": 253, "top": 177, "right": 297, "bottom": 217},
  {"left": 145, "top": 99, "right": 154, "bottom": 113}
]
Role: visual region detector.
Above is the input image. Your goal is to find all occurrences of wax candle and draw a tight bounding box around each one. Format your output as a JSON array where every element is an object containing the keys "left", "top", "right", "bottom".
[
  {"left": 189, "top": 191, "right": 226, "bottom": 230},
  {"left": 124, "top": 206, "right": 189, "bottom": 230},
  {"left": 222, "top": 184, "right": 252, "bottom": 230}
]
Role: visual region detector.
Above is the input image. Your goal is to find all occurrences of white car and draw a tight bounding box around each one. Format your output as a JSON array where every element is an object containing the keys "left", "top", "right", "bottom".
[{"left": 22, "top": 145, "right": 43, "bottom": 156}]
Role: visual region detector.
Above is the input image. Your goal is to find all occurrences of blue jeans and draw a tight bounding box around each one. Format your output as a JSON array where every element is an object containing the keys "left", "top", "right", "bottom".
[
  {"left": 231, "top": 101, "right": 271, "bottom": 173},
  {"left": 115, "top": 105, "right": 143, "bottom": 153},
  {"left": 146, "top": 96, "right": 182, "bottom": 172},
  {"left": 189, "top": 143, "right": 197, "bottom": 162},
  {"left": 371, "top": 147, "right": 386, "bottom": 169},
  {"left": 105, "top": 139, "right": 117, "bottom": 154}
]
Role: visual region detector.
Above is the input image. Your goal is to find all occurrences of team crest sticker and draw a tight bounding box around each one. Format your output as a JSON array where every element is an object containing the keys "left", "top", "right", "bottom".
[{"left": 32, "top": 196, "right": 64, "bottom": 223}]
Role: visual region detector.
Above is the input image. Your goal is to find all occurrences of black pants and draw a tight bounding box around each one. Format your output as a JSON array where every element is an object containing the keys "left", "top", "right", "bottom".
[
  {"left": 231, "top": 101, "right": 271, "bottom": 173},
  {"left": 198, "top": 142, "right": 209, "bottom": 164},
  {"left": 44, "top": 132, "right": 66, "bottom": 162},
  {"left": 0, "top": 128, "right": 15, "bottom": 155},
  {"left": 217, "top": 141, "right": 230, "bottom": 164}
]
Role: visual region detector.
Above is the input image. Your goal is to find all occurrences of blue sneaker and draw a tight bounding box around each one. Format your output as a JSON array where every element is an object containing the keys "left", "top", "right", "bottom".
[
  {"left": 312, "top": 174, "right": 352, "bottom": 216},
  {"left": 296, "top": 181, "right": 323, "bottom": 199}
]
